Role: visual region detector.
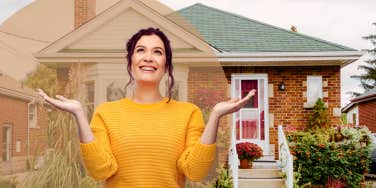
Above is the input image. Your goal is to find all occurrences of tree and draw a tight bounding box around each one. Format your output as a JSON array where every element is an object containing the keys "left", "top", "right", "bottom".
[
  {"left": 351, "top": 22, "right": 376, "bottom": 95},
  {"left": 22, "top": 63, "right": 57, "bottom": 97}
]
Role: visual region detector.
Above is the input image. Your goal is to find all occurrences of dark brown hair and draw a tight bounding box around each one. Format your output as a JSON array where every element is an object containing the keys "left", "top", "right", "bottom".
[{"left": 125, "top": 27, "right": 174, "bottom": 102}]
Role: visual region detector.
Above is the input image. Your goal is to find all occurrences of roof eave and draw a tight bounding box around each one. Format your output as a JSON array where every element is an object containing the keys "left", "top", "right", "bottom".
[
  {"left": 351, "top": 93, "right": 376, "bottom": 103},
  {"left": 0, "top": 87, "right": 36, "bottom": 101},
  {"left": 342, "top": 94, "right": 376, "bottom": 113},
  {"left": 217, "top": 51, "right": 363, "bottom": 66}
]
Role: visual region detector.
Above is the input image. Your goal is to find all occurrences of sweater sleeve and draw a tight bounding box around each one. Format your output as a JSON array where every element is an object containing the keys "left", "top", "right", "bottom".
[
  {"left": 177, "top": 107, "right": 216, "bottom": 182},
  {"left": 80, "top": 107, "right": 118, "bottom": 181}
]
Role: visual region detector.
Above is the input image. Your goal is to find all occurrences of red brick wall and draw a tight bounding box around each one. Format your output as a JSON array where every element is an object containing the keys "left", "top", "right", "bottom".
[
  {"left": 359, "top": 100, "right": 376, "bottom": 132},
  {"left": 29, "top": 104, "right": 49, "bottom": 159},
  {"left": 187, "top": 66, "right": 229, "bottom": 168},
  {"left": 188, "top": 65, "right": 341, "bottom": 160},
  {"left": 0, "top": 95, "right": 48, "bottom": 175}
]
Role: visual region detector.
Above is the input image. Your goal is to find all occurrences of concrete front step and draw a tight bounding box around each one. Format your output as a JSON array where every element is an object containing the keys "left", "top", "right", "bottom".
[
  {"left": 257, "top": 154, "right": 275, "bottom": 161},
  {"left": 239, "top": 168, "right": 282, "bottom": 179},
  {"left": 238, "top": 160, "right": 285, "bottom": 188},
  {"left": 239, "top": 178, "right": 285, "bottom": 188},
  {"left": 252, "top": 160, "right": 279, "bottom": 169}
]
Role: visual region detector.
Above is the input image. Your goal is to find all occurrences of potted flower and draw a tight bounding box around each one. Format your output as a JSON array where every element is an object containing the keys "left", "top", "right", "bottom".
[{"left": 236, "top": 142, "right": 263, "bottom": 169}]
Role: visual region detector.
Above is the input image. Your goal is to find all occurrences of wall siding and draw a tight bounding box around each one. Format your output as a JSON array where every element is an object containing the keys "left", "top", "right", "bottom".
[{"left": 359, "top": 100, "right": 376, "bottom": 132}]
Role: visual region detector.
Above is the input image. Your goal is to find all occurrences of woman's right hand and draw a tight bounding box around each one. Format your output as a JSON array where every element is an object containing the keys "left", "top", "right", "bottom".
[
  {"left": 36, "top": 88, "right": 84, "bottom": 115},
  {"left": 37, "top": 88, "right": 95, "bottom": 143}
]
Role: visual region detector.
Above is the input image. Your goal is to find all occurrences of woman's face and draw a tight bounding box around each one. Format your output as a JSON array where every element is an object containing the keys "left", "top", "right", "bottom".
[{"left": 130, "top": 34, "right": 166, "bottom": 86}]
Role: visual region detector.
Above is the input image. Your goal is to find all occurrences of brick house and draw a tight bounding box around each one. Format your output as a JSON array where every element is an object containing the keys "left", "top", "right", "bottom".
[
  {"left": 0, "top": 72, "right": 48, "bottom": 175},
  {"left": 342, "top": 88, "right": 376, "bottom": 131},
  {"left": 34, "top": 0, "right": 361, "bottom": 161},
  {"left": 2, "top": 0, "right": 358, "bottom": 186}
]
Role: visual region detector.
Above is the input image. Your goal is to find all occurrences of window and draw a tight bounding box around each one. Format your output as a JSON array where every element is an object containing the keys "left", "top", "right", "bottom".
[
  {"left": 85, "top": 81, "right": 95, "bottom": 120},
  {"left": 241, "top": 80, "right": 258, "bottom": 108},
  {"left": 2, "top": 124, "right": 12, "bottom": 161},
  {"left": 306, "top": 76, "right": 323, "bottom": 107},
  {"left": 352, "top": 113, "right": 357, "bottom": 126},
  {"left": 28, "top": 103, "right": 37, "bottom": 128}
]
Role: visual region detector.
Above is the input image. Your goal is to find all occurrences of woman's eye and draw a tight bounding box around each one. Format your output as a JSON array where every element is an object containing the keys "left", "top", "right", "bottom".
[
  {"left": 154, "top": 50, "right": 162, "bottom": 55},
  {"left": 136, "top": 48, "right": 144, "bottom": 53}
]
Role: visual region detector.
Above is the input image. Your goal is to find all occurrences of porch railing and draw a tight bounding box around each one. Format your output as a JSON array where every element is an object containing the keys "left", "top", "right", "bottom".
[
  {"left": 229, "top": 125, "right": 239, "bottom": 188},
  {"left": 278, "top": 125, "right": 293, "bottom": 188}
]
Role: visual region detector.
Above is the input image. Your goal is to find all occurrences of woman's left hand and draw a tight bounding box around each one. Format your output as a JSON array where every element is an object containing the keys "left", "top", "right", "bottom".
[{"left": 211, "top": 89, "right": 256, "bottom": 118}]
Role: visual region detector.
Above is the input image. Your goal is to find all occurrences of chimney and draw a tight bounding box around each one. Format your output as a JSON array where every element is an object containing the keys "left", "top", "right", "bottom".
[
  {"left": 290, "top": 25, "right": 297, "bottom": 32},
  {"left": 74, "top": 0, "right": 96, "bottom": 28}
]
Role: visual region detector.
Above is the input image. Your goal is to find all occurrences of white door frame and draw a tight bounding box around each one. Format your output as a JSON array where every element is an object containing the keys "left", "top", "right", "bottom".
[
  {"left": 231, "top": 73, "right": 270, "bottom": 154},
  {"left": 2, "top": 124, "right": 12, "bottom": 161}
]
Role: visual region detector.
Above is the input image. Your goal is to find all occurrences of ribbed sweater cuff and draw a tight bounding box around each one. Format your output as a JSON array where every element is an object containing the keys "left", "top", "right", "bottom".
[
  {"left": 191, "top": 141, "right": 216, "bottom": 162},
  {"left": 80, "top": 139, "right": 104, "bottom": 158}
]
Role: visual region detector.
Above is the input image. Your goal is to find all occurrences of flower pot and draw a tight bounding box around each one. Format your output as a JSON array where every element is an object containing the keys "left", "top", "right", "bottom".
[{"left": 239, "top": 159, "right": 251, "bottom": 169}]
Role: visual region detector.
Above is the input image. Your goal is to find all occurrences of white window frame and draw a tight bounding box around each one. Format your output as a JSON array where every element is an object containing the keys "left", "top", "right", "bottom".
[
  {"left": 306, "top": 76, "right": 323, "bottom": 108},
  {"left": 28, "top": 103, "right": 38, "bottom": 128}
]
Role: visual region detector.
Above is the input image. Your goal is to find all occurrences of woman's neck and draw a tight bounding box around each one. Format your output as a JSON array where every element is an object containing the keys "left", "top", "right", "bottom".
[{"left": 131, "top": 83, "right": 163, "bottom": 104}]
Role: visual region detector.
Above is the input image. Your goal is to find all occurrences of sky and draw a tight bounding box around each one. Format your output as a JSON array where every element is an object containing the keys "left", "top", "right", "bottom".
[{"left": 0, "top": 0, "right": 375, "bottom": 107}]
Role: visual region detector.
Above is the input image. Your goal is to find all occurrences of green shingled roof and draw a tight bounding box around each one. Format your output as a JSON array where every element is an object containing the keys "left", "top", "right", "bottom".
[{"left": 170, "top": 3, "right": 355, "bottom": 52}]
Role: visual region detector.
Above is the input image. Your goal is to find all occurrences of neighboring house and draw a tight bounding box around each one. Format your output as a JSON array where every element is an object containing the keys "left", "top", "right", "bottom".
[
  {"left": 0, "top": 72, "right": 48, "bottom": 175},
  {"left": 342, "top": 88, "right": 376, "bottom": 131}
]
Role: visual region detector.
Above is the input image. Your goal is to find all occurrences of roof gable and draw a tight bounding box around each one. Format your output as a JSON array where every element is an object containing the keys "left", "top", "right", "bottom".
[
  {"left": 172, "top": 3, "right": 356, "bottom": 52},
  {"left": 36, "top": 0, "right": 214, "bottom": 60}
]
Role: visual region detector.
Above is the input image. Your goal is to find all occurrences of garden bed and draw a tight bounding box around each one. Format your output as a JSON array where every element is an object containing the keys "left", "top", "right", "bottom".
[{"left": 287, "top": 126, "right": 372, "bottom": 188}]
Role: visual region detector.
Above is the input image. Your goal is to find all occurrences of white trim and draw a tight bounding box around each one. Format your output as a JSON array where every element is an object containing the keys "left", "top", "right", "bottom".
[
  {"left": 346, "top": 106, "right": 359, "bottom": 126},
  {"left": 2, "top": 124, "right": 12, "bottom": 161},
  {"left": 217, "top": 51, "right": 363, "bottom": 66},
  {"left": 217, "top": 51, "right": 364, "bottom": 57}
]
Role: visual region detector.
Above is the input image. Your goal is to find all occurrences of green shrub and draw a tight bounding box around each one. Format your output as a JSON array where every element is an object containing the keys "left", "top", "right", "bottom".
[
  {"left": 289, "top": 127, "right": 372, "bottom": 187},
  {"left": 307, "top": 98, "right": 330, "bottom": 130}
]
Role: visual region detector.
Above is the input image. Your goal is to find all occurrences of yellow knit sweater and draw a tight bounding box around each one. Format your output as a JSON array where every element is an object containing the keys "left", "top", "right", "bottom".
[{"left": 80, "top": 97, "right": 216, "bottom": 187}]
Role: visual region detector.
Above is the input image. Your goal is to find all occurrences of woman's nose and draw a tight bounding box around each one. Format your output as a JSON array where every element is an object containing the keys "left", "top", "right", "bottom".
[{"left": 143, "top": 52, "right": 153, "bottom": 62}]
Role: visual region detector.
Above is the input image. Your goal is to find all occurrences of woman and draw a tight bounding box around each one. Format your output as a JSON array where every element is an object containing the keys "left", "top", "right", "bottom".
[{"left": 37, "top": 27, "right": 256, "bottom": 187}]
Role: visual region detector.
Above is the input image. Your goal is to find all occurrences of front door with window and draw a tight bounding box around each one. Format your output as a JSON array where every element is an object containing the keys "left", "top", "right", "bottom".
[{"left": 231, "top": 74, "right": 269, "bottom": 154}]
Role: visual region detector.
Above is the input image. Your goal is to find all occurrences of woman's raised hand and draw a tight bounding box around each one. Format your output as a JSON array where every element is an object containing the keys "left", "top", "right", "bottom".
[
  {"left": 37, "top": 88, "right": 94, "bottom": 142},
  {"left": 36, "top": 88, "right": 84, "bottom": 115},
  {"left": 211, "top": 89, "right": 256, "bottom": 118}
]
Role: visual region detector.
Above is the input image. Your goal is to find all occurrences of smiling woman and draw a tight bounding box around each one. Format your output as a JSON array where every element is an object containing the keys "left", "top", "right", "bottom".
[
  {"left": 36, "top": 27, "right": 256, "bottom": 188},
  {"left": 125, "top": 28, "right": 173, "bottom": 102}
]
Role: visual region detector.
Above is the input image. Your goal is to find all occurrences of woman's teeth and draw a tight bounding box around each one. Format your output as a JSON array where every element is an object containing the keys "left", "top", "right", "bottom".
[{"left": 140, "top": 66, "right": 156, "bottom": 71}]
